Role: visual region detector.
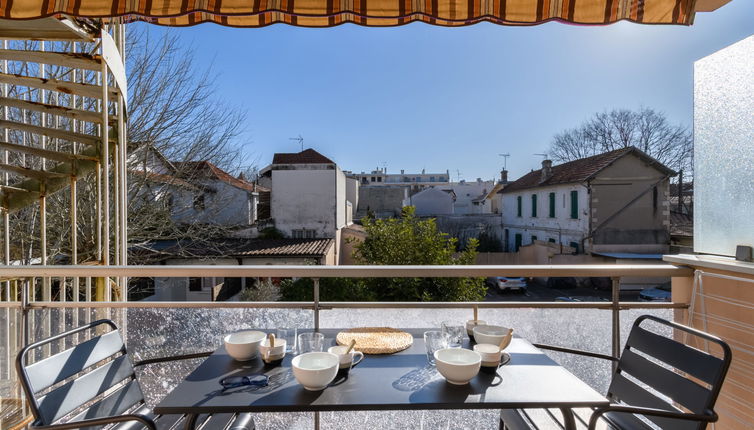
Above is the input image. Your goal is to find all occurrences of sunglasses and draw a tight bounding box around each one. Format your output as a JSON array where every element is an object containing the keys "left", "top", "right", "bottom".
[{"left": 219, "top": 374, "right": 270, "bottom": 389}]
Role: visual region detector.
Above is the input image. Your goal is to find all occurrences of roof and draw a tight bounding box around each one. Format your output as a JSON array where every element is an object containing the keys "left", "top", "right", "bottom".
[
  {"left": 173, "top": 161, "right": 262, "bottom": 192},
  {"left": 272, "top": 148, "right": 335, "bottom": 165},
  {"left": 129, "top": 170, "right": 200, "bottom": 191},
  {"left": 502, "top": 147, "right": 676, "bottom": 194},
  {"left": 592, "top": 252, "right": 664, "bottom": 260},
  {"left": 144, "top": 238, "right": 335, "bottom": 259}
]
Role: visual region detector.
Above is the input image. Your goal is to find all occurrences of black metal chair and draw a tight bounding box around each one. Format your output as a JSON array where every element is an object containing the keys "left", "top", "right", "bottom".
[
  {"left": 16, "top": 319, "right": 255, "bottom": 430},
  {"left": 500, "top": 315, "right": 732, "bottom": 430}
]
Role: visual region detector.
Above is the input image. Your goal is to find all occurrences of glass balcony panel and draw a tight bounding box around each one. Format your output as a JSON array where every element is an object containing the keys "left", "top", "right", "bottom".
[{"left": 1, "top": 305, "right": 672, "bottom": 430}]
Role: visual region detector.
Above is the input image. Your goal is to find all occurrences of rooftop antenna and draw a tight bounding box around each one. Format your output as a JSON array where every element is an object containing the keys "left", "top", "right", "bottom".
[
  {"left": 498, "top": 153, "right": 510, "bottom": 170},
  {"left": 456, "top": 169, "right": 463, "bottom": 182},
  {"left": 534, "top": 153, "right": 549, "bottom": 161},
  {"left": 289, "top": 135, "right": 304, "bottom": 151}
]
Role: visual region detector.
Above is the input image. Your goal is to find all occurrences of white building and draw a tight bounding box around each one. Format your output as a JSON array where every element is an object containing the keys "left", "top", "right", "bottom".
[
  {"left": 437, "top": 179, "right": 496, "bottom": 215},
  {"left": 404, "top": 187, "right": 455, "bottom": 216},
  {"left": 129, "top": 146, "right": 263, "bottom": 227},
  {"left": 351, "top": 168, "right": 450, "bottom": 192},
  {"left": 501, "top": 147, "right": 674, "bottom": 254},
  {"left": 259, "top": 148, "right": 354, "bottom": 247}
]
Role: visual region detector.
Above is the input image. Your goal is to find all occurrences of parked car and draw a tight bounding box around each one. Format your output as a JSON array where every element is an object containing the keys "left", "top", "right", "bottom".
[
  {"left": 555, "top": 296, "right": 609, "bottom": 302},
  {"left": 639, "top": 283, "right": 672, "bottom": 302},
  {"left": 486, "top": 276, "right": 527, "bottom": 292}
]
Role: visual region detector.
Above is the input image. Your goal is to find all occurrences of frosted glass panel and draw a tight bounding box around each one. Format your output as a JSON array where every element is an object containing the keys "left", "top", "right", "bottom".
[{"left": 694, "top": 36, "right": 754, "bottom": 256}]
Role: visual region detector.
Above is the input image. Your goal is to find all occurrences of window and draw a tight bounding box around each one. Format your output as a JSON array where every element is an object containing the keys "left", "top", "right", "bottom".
[
  {"left": 531, "top": 235, "right": 537, "bottom": 243},
  {"left": 305, "top": 230, "right": 315, "bottom": 239},
  {"left": 193, "top": 194, "right": 205, "bottom": 211},
  {"left": 548, "top": 238, "right": 556, "bottom": 243},
  {"left": 189, "top": 277, "right": 202, "bottom": 291},
  {"left": 430, "top": 176, "right": 435, "bottom": 182},
  {"left": 570, "top": 190, "right": 578, "bottom": 219},
  {"left": 549, "top": 192, "right": 555, "bottom": 217},
  {"left": 377, "top": 177, "right": 382, "bottom": 182},
  {"left": 531, "top": 194, "right": 537, "bottom": 217},
  {"left": 514, "top": 234, "right": 522, "bottom": 252},
  {"left": 569, "top": 241, "right": 579, "bottom": 254},
  {"left": 293, "top": 229, "right": 315, "bottom": 239},
  {"left": 516, "top": 196, "right": 522, "bottom": 217},
  {"left": 371, "top": 177, "right": 375, "bottom": 182}
]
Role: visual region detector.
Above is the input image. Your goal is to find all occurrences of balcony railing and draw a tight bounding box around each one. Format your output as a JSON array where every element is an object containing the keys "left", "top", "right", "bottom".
[{"left": 0, "top": 264, "right": 693, "bottom": 429}]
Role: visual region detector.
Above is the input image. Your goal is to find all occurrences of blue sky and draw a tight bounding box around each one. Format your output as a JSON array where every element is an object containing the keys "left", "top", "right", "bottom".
[{"left": 136, "top": 1, "right": 752, "bottom": 181}]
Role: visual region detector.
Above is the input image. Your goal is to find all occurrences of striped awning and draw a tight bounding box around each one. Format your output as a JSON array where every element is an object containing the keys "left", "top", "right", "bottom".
[{"left": 0, "top": 0, "right": 730, "bottom": 27}]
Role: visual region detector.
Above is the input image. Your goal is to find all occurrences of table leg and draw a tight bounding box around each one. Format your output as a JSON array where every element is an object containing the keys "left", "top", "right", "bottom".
[
  {"left": 184, "top": 413, "right": 199, "bottom": 430},
  {"left": 559, "top": 408, "right": 577, "bottom": 430},
  {"left": 314, "top": 411, "right": 320, "bottom": 430}
]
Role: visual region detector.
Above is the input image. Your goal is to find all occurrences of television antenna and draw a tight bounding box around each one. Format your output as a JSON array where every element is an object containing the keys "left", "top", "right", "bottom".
[
  {"left": 498, "top": 153, "right": 510, "bottom": 170},
  {"left": 289, "top": 135, "right": 304, "bottom": 151},
  {"left": 455, "top": 169, "right": 463, "bottom": 182},
  {"left": 534, "top": 153, "right": 549, "bottom": 161}
]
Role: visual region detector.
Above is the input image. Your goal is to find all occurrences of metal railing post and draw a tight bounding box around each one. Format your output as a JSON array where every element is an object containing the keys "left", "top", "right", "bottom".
[
  {"left": 611, "top": 276, "right": 621, "bottom": 371},
  {"left": 21, "top": 277, "right": 30, "bottom": 347},
  {"left": 313, "top": 278, "right": 320, "bottom": 331}
]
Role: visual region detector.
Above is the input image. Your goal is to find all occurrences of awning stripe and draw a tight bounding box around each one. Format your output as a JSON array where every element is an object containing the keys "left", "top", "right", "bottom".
[{"left": 0, "top": 0, "right": 697, "bottom": 26}]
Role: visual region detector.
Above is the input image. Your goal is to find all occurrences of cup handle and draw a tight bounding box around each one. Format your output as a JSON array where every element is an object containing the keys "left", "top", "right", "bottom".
[{"left": 352, "top": 351, "right": 364, "bottom": 366}]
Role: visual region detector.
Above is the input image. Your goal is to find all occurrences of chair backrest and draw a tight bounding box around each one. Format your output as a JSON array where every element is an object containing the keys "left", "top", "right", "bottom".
[
  {"left": 15, "top": 319, "right": 146, "bottom": 427},
  {"left": 608, "top": 315, "right": 732, "bottom": 430}
]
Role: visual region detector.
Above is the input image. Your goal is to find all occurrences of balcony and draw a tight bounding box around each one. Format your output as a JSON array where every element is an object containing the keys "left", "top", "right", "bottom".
[{"left": 1, "top": 262, "right": 751, "bottom": 429}]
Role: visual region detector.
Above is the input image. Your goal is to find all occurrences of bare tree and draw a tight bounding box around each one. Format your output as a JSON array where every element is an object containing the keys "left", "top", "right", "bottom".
[
  {"left": 125, "top": 29, "right": 256, "bottom": 259},
  {"left": 549, "top": 107, "right": 692, "bottom": 174}
]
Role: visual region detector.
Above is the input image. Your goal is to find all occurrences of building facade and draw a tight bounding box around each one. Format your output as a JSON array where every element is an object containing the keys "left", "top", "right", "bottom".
[{"left": 501, "top": 147, "right": 674, "bottom": 254}]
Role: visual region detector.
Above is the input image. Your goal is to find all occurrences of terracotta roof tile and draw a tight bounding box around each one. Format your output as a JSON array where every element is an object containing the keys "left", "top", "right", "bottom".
[
  {"left": 157, "top": 238, "right": 334, "bottom": 258},
  {"left": 502, "top": 147, "right": 674, "bottom": 193},
  {"left": 173, "top": 161, "right": 262, "bottom": 192},
  {"left": 129, "top": 170, "right": 200, "bottom": 191},
  {"left": 272, "top": 148, "right": 335, "bottom": 164}
]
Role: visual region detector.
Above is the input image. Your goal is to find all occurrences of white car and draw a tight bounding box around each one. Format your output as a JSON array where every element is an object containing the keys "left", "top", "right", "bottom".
[{"left": 486, "top": 276, "right": 527, "bottom": 292}]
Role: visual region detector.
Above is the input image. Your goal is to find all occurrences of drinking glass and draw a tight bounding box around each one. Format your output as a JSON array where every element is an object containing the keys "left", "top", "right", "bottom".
[
  {"left": 424, "top": 330, "right": 448, "bottom": 365},
  {"left": 441, "top": 321, "right": 465, "bottom": 348},
  {"left": 297, "top": 332, "right": 324, "bottom": 354},
  {"left": 277, "top": 328, "right": 297, "bottom": 353}
]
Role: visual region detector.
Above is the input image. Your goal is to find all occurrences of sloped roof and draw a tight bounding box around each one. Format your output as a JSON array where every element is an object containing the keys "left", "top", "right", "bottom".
[
  {"left": 272, "top": 148, "right": 335, "bottom": 165},
  {"left": 129, "top": 170, "right": 200, "bottom": 191},
  {"left": 140, "top": 238, "right": 334, "bottom": 259},
  {"left": 502, "top": 147, "right": 675, "bottom": 194},
  {"left": 173, "top": 161, "right": 262, "bottom": 192}
]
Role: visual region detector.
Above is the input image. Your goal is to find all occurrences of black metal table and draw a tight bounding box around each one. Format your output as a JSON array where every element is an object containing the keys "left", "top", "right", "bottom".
[{"left": 154, "top": 329, "right": 608, "bottom": 430}]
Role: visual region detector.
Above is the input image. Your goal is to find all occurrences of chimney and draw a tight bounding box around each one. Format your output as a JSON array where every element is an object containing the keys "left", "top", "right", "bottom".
[
  {"left": 401, "top": 169, "right": 405, "bottom": 174},
  {"left": 500, "top": 170, "right": 508, "bottom": 183},
  {"left": 541, "top": 160, "right": 553, "bottom": 183}
]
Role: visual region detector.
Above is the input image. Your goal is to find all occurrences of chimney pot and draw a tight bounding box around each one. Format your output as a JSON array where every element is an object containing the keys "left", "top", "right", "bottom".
[{"left": 541, "top": 160, "right": 553, "bottom": 183}]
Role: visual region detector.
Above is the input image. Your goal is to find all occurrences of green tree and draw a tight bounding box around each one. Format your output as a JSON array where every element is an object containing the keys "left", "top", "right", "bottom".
[{"left": 354, "top": 206, "right": 486, "bottom": 301}]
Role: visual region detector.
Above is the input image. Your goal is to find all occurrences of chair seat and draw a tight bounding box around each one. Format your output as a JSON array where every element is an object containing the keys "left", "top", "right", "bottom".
[
  {"left": 109, "top": 406, "right": 255, "bottom": 430},
  {"left": 500, "top": 408, "right": 631, "bottom": 430}
]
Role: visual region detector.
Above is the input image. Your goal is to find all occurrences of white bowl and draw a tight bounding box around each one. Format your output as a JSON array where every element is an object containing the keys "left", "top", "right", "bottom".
[
  {"left": 472, "top": 325, "right": 510, "bottom": 347},
  {"left": 466, "top": 320, "right": 487, "bottom": 336},
  {"left": 434, "top": 348, "right": 481, "bottom": 385},
  {"left": 473, "top": 343, "right": 502, "bottom": 365},
  {"left": 292, "top": 352, "right": 339, "bottom": 391},
  {"left": 224, "top": 330, "right": 266, "bottom": 361}
]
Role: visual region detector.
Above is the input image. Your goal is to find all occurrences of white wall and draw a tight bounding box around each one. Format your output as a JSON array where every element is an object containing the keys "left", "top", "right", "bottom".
[
  {"left": 336, "top": 167, "right": 347, "bottom": 230},
  {"left": 502, "top": 183, "right": 589, "bottom": 251},
  {"left": 170, "top": 181, "right": 255, "bottom": 226},
  {"left": 407, "top": 188, "right": 454, "bottom": 216},
  {"left": 438, "top": 180, "right": 495, "bottom": 215},
  {"left": 271, "top": 168, "right": 337, "bottom": 238}
]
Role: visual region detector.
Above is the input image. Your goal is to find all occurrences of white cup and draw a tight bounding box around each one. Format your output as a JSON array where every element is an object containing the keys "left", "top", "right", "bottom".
[
  {"left": 327, "top": 345, "right": 364, "bottom": 370},
  {"left": 473, "top": 343, "right": 502, "bottom": 366},
  {"left": 260, "top": 338, "right": 287, "bottom": 361}
]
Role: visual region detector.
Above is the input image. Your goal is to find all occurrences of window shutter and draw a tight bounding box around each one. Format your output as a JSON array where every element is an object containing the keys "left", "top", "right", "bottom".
[
  {"left": 531, "top": 194, "right": 537, "bottom": 217},
  {"left": 549, "top": 192, "right": 555, "bottom": 217},
  {"left": 517, "top": 196, "right": 522, "bottom": 217},
  {"left": 570, "top": 191, "right": 578, "bottom": 219}
]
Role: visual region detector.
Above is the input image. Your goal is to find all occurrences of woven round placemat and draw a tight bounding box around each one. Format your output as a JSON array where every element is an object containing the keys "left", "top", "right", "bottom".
[{"left": 335, "top": 327, "right": 413, "bottom": 355}]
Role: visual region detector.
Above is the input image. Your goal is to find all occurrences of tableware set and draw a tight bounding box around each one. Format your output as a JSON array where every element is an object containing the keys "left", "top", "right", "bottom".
[
  {"left": 426, "top": 313, "right": 514, "bottom": 384},
  {"left": 223, "top": 328, "right": 366, "bottom": 391}
]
